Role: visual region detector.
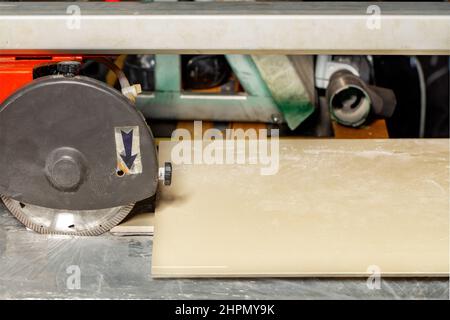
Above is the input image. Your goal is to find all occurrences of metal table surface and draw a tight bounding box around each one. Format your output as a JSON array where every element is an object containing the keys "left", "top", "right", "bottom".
[{"left": 0, "top": 203, "right": 448, "bottom": 300}]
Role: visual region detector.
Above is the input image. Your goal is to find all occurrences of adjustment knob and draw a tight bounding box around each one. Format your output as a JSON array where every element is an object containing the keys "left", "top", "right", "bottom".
[
  {"left": 164, "top": 162, "right": 172, "bottom": 186},
  {"left": 158, "top": 162, "right": 172, "bottom": 186},
  {"left": 57, "top": 61, "right": 81, "bottom": 77}
]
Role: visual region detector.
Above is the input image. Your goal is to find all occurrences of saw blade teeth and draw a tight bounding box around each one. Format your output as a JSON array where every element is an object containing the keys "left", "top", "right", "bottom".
[{"left": 0, "top": 195, "right": 134, "bottom": 236}]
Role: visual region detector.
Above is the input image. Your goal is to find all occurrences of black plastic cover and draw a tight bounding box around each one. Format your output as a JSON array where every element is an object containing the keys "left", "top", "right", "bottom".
[{"left": 0, "top": 76, "right": 158, "bottom": 210}]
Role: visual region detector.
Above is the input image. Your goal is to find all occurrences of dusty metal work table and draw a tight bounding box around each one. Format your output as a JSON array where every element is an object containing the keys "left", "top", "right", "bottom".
[{"left": 0, "top": 203, "right": 447, "bottom": 299}]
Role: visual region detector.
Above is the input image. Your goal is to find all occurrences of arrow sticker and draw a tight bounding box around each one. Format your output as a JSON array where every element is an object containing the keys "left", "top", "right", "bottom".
[
  {"left": 115, "top": 126, "right": 142, "bottom": 175},
  {"left": 120, "top": 130, "right": 137, "bottom": 169}
]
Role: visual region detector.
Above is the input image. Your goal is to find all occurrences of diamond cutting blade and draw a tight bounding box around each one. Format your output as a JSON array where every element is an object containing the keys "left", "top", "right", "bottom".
[{"left": 1, "top": 196, "right": 134, "bottom": 236}]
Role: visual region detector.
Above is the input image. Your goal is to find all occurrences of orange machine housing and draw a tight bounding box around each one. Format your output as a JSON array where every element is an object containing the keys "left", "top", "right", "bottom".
[{"left": 0, "top": 56, "right": 83, "bottom": 103}]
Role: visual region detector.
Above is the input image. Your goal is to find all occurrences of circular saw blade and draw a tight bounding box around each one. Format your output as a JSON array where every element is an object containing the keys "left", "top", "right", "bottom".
[{"left": 1, "top": 196, "right": 134, "bottom": 236}]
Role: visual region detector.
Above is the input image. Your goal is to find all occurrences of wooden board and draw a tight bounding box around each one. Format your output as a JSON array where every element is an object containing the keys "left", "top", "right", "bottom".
[
  {"left": 332, "top": 119, "right": 389, "bottom": 139},
  {"left": 152, "top": 139, "right": 449, "bottom": 277}
]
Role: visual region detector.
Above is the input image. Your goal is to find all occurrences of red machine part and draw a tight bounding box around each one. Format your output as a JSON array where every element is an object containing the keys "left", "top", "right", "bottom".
[
  {"left": 1, "top": 0, "right": 120, "bottom": 104},
  {"left": 0, "top": 56, "right": 83, "bottom": 103}
]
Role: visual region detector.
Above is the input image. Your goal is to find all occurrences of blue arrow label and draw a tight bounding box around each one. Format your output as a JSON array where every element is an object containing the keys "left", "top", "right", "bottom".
[{"left": 120, "top": 129, "right": 138, "bottom": 170}]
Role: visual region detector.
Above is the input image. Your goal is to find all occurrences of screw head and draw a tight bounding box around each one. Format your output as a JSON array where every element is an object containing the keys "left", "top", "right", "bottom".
[{"left": 271, "top": 114, "right": 280, "bottom": 124}]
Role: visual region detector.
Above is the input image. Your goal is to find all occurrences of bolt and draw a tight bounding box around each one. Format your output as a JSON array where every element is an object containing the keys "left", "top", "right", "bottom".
[{"left": 271, "top": 114, "right": 281, "bottom": 124}]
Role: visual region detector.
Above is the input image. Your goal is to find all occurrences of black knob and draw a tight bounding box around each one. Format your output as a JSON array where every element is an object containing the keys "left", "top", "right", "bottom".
[
  {"left": 164, "top": 162, "right": 172, "bottom": 186},
  {"left": 57, "top": 61, "right": 81, "bottom": 77}
]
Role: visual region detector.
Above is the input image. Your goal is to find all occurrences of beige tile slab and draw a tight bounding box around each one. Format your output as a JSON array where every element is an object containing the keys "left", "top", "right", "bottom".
[
  {"left": 110, "top": 211, "right": 154, "bottom": 236},
  {"left": 152, "top": 139, "right": 449, "bottom": 277}
]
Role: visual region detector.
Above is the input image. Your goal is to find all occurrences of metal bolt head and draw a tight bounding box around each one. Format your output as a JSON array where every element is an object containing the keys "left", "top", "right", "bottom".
[{"left": 271, "top": 114, "right": 280, "bottom": 124}]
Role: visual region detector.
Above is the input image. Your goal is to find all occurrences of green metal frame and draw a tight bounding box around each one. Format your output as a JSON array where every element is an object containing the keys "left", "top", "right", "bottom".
[{"left": 136, "top": 54, "right": 314, "bottom": 128}]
